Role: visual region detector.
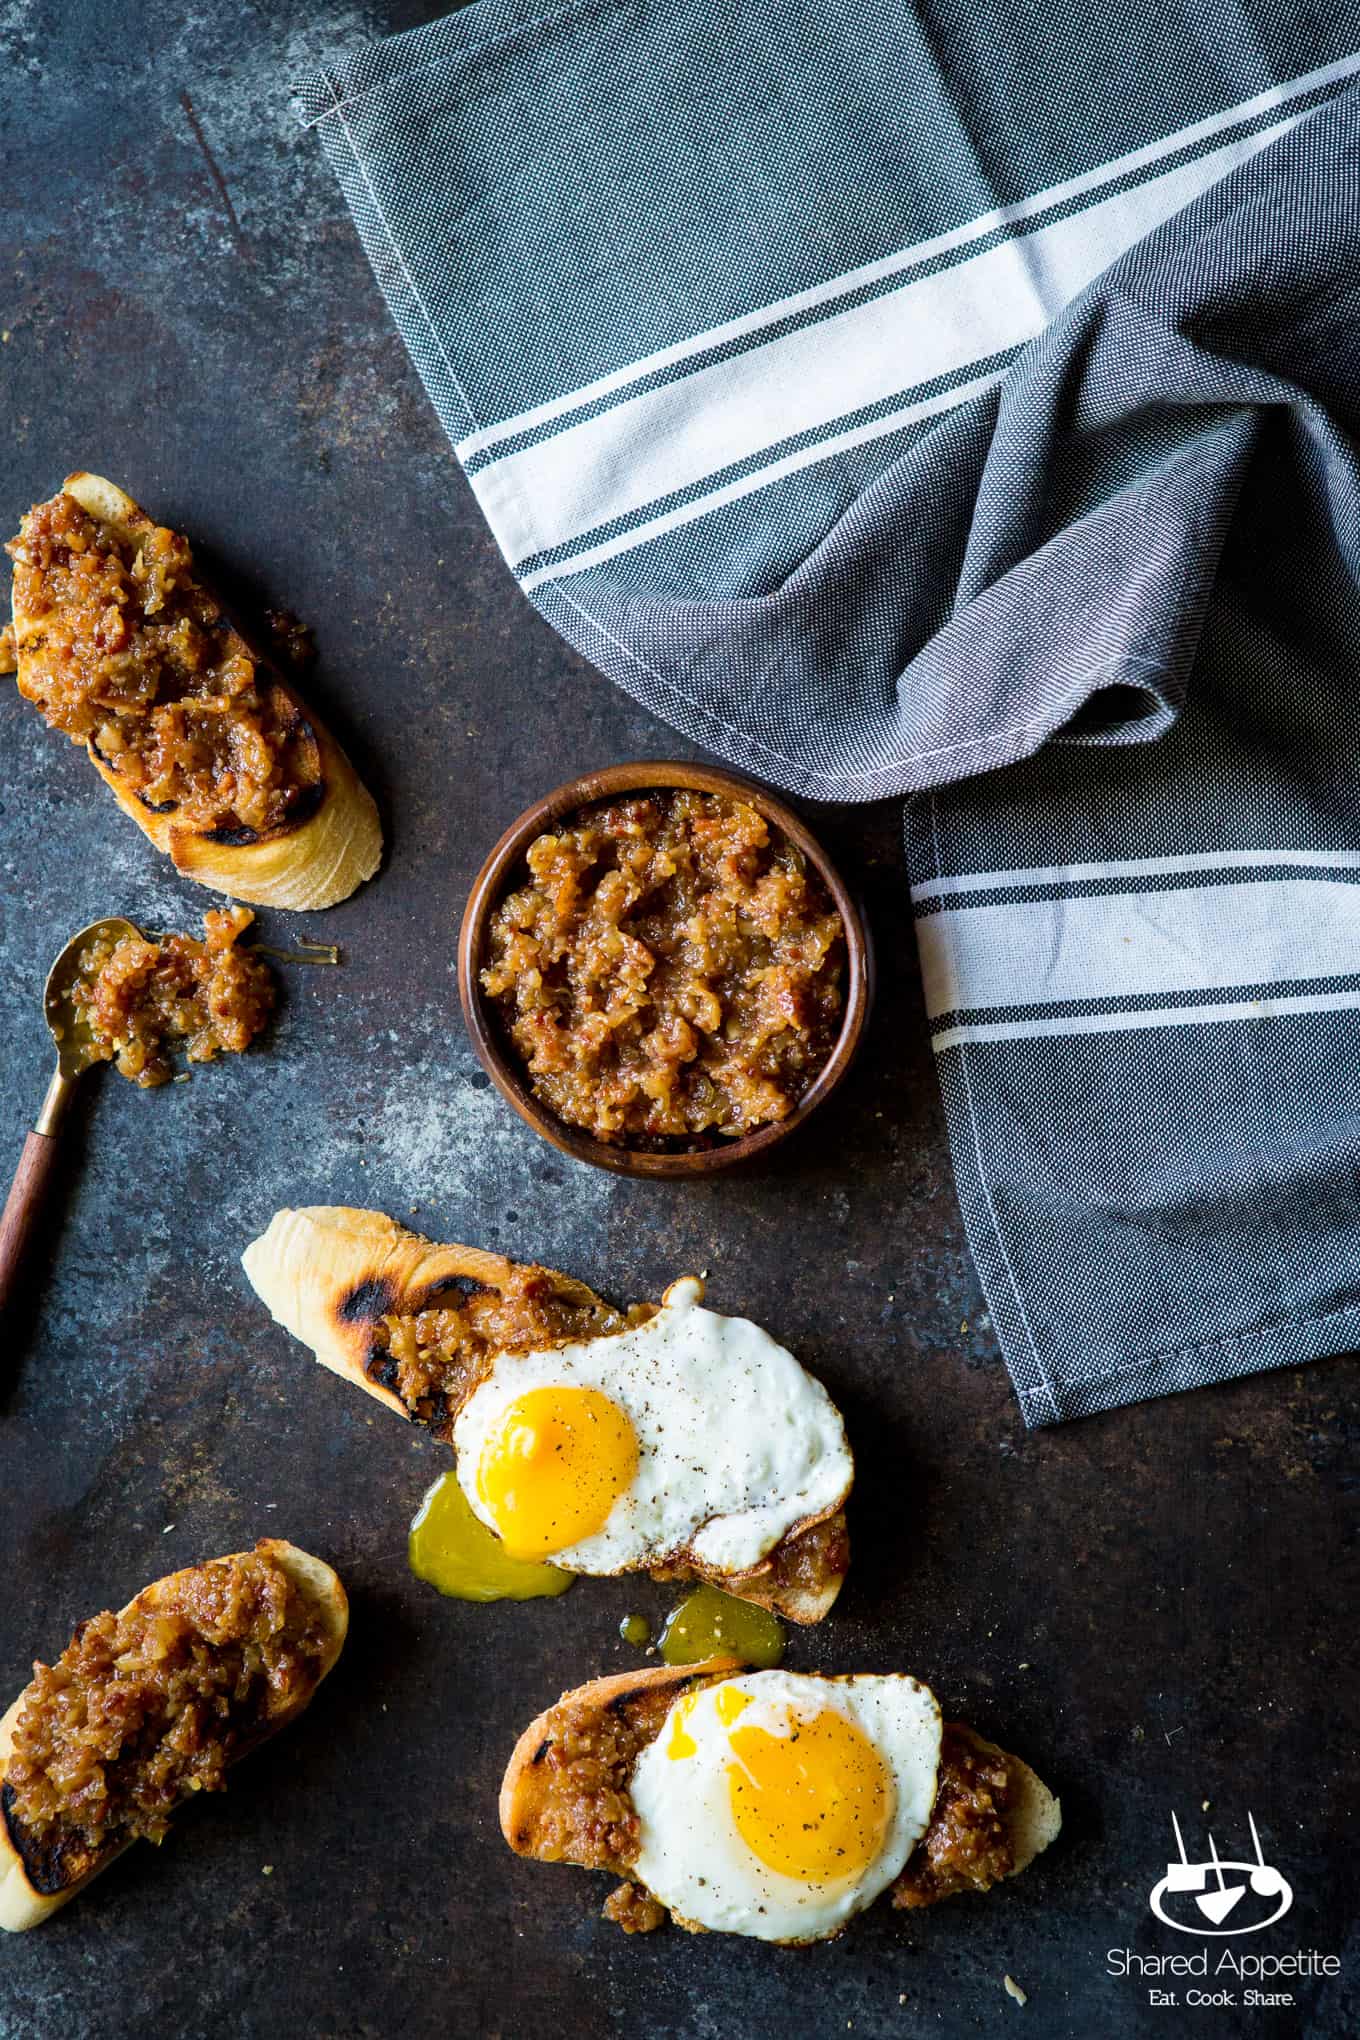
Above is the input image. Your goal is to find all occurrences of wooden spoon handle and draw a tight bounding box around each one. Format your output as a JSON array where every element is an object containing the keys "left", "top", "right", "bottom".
[{"left": 0, "top": 1129, "right": 64, "bottom": 1317}]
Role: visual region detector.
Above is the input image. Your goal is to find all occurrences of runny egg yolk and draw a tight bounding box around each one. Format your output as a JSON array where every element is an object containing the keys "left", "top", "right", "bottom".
[
  {"left": 474, "top": 1385, "right": 638, "bottom": 1558},
  {"left": 668, "top": 1682, "right": 748, "bottom": 1758},
  {"left": 726, "top": 1708, "right": 893, "bottom": 1884}
]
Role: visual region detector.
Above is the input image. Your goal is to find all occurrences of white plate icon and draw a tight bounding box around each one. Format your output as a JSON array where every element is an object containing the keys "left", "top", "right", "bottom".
[{"left": 1149, "top": 1814, "right": 1293, "bottom": 1936}]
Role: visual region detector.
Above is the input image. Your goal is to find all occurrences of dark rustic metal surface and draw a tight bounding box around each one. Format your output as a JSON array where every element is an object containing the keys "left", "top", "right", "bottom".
[{"left": 1, "top": 6, "right": 1357, "bottom": 2036}]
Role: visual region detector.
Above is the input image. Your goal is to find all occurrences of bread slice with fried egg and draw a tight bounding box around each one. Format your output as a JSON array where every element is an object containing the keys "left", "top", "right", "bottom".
[
  {"left": 242, "top": 1206, "right": 850, "bottom": 1622},
  {"left": 501, "top": 1662, "right": 1060, "bottom": 1943}
]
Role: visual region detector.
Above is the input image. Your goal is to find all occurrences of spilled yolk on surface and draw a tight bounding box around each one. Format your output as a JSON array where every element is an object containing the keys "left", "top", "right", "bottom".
[
  {"left": 658, "top": 1584, "right": 784, "bottom": 1670},
  {"left": 475, "top": 1385, "right": 638, "bottom": 1558},
  {"left": 407, "top": 1468, "right": 575, "bottom": 1602},
  {"left": 725, "top": 1709, "right": 893, "bottom": 1883}
]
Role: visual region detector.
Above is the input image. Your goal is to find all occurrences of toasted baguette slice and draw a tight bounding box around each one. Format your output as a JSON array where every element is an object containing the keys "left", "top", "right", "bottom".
[
  {"left": 0, "top": 1539, "right": 347, "bottom": 1932},
  {"left": 501, "top": 1662, "right": 1059, "bottom": 1936},
  {"left": 241, "top": 1204, "right": 616, "bottom": 1428},
  {"left": 242, "top": 1207, "right": 849, "bottom": 1622},
  {"left": 10, "top": 474, "right": 381, "bottom": 910},
  {"left": 500, "top": 1661, "right": 742, "bottom": 1863}
]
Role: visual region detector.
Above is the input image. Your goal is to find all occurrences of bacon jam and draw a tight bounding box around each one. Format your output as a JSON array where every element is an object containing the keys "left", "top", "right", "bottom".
[
  {"left": 891, "top": 1724, "right": 1016, "bottom": 1906},
  {"left": 2, "top": 1546, "right": 329, "bottom": 1893},
  {"left": 511, "top": 1674, "right": 690, "bottom": 1876},
  {"left": 365, "top": 1265, "right": 647, "bottom": 1440},
  {"left": 482, "top": 790, "right": 846, "bottom": 1146},
  {"left": 61, "top": 907, "right": 274, "bottom": 1087},
  {"left": 6, "top": 490, "right": 320, "bottom": 838},
  {"left": 650, "top": 1508, "right": 849, "bottom": 1613}
]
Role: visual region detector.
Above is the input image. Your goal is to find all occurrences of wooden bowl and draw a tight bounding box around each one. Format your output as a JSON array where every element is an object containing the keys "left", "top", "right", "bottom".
[{"left": 457, "top": 761, "right": 873, "bottom": 1178}]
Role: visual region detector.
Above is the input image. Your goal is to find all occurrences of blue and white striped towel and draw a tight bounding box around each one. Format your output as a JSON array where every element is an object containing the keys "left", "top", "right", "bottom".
[{"left": 299, "top": 5, "right": 1360, "bottom": 1421}]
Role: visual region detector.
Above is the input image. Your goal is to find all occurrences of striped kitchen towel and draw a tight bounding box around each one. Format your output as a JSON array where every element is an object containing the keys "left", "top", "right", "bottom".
[{"left": 298, "top": 6, "right": 1360, "bottom": 1421}]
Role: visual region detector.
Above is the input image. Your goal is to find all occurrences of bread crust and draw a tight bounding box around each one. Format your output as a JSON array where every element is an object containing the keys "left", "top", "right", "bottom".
[
  {"left": 500, "top": 1661, "right": 1060, "bottom": 1930},
  {"left": 671, "top": 1513, "right": 847, "bottom": 1626},
  {"left": 12, "top": 474, "right": 382, "bottom": 911},
  {"left": 499, "top": 1661, "right": 743, "bottom": 1859},
  {"left": 951, "top": 1725, "right": 1062, "bottom": 1881},
  {"left": 0, "top": 1539, "right": 347, "bottom": 1932},
  {"left": 242, "top": 1208, "right": 849, "bottom": 1620},
  {"left": 241, "top": 1204, "right": 610, "bottom": 1425}
]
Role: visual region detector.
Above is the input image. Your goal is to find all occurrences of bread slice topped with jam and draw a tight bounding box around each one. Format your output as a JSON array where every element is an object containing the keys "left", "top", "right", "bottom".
[
  {"left": 5, "top": 473, "right": 381, "bottom": 910},
  {"left": 501, "top": 1662, "right": 1060, "bottom": 1943},
  {"left": 242, "top": 1206, "right": 852, "bottom": 1623},
  {"left": 0, "top": 1539, "right": 347, "bottom": 1931}
]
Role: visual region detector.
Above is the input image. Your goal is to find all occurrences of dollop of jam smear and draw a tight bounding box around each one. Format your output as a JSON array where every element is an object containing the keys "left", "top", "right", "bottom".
[
  {"left": 6, "top": 490, "right": 319, "bottom": 837},
  {"left": 2, "top": 1545, "right": 329, "bottom": 1891},
  {"left": 482, "top": 790, "right": 846, "bottom": 1146},
  {"left": 62, "top": 907, "right": 274, "bottom": 1087}
]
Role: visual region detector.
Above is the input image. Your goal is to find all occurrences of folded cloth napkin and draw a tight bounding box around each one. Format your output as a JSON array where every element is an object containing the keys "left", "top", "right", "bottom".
[{"left": 299, "top": 6, "right": 1360, "bottom": 1421}]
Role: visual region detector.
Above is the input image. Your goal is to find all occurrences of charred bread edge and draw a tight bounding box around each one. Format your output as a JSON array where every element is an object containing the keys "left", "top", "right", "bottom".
[
  {"left": 0, "top": 1539, "right": 348, "bottom": 1932},
  {"left": 499, "top": 1659, "right": 744, "bottom": 1858},
  {"left": 12, "top": 474, "right": 381, "bottom": 911},
  {"left": 500, "top": 1660, "right": 1062, "bottom": 1891},
  {"left": 241, "top": 1207, "right": 851, "bottom": 1621},
  {"left": 240, "top": 1205, "right": 588, "bottom": 1426}
]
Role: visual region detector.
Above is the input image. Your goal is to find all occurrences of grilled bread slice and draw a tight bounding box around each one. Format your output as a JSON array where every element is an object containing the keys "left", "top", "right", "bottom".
[
  {"left": 8, "top": 473, "right": 381, "bottom": 909},
  {"left": 241, "top": 1204, "right": 621, "bottom": 1430},
  {"left": 0, "top": 1540, "right": 347, "bottom": 1931},
  {"left": 500, "top": 1661, "right": 743, "bottom": 1861},
  {"left": 242, "top": 1206, "right": 849, "bottom": 1622},
  {"left": 501, "top": 1661, "right": 1060, "bottom": 1938}
]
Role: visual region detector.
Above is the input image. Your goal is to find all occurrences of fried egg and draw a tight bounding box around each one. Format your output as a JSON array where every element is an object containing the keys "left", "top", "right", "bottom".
[
  {"left": 450, "top": 1277, "right": 852, "bottom": 1574},
  {"left": 629, "top": 1671, "right": 942, "bottom": 1941}
]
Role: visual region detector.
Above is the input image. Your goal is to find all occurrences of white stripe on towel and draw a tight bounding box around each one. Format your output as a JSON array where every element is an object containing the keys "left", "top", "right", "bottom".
[
  {"left": 917, "top": 877, "right": 1360, "bottom": 1019},
  {"left": 455, "top": 47, "right": 1360, "bottom": 463},
  {"left": 473, "top": 110, "right": 1306, "bottom": 573},
  {"left": 913, "top": 846, "right": 1360, "bottom": 903},
  {"left": 932, "top": 988, "right": 1360, "bottom": 1052}
]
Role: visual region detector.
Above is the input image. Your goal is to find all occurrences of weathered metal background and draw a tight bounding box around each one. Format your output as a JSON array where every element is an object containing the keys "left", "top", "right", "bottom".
[{"left": 0, "top": 5, "right": 1356, "bottom": 2035}]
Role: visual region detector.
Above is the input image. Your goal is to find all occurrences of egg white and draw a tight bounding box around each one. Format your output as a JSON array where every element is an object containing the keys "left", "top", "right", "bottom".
[
  {"left": 629, "top": 1671, "right": 943, "bottom": 1941},
  {"left": 451, "top": 1277, "right": 852, "bottom": 1575}
]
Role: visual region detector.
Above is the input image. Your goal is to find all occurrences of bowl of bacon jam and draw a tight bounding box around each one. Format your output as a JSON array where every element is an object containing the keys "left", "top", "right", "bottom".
[{"left": 458, "top": 762, "right": 871, "bottom": 1177}]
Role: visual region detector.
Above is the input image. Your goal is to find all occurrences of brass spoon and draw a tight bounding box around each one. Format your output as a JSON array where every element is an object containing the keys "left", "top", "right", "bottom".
[{"left": 0, "top": 915, "right": 141, "bottom": 1314}]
